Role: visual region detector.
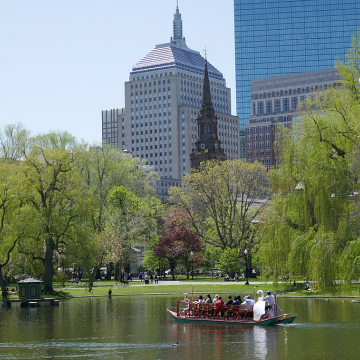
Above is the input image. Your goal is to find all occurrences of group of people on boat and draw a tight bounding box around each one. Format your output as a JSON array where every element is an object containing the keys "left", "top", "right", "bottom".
[
  {"left": 183, "top": 290, "right": 278, "bottom": 320},
  {"left": 188, "top": 293, "right": 257, "bottom": 307}
]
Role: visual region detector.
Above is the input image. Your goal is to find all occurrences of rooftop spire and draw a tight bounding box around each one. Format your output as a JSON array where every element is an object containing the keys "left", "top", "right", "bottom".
[
  {"left": 171, "top": 3, "right": 186, "bottom": 46},
  {"left": 200, "top": 60, "right": 215, "bottom": 118}
]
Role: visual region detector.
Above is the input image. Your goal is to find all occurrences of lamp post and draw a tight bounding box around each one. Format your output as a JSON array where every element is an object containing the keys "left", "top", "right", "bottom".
[
  {"left": 190, "top": 251, "right": 194, "bottom": 280},
  {"left": 244, "top": 249, "right": 249, "bottom": 285},
  {"left": 158, "top": 259, "right": 161, "bottom": 280}
]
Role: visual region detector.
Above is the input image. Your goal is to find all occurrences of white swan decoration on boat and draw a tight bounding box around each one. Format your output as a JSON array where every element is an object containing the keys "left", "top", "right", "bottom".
[
  {"left": 253, "top": 290, "right": 266, "bottom": 321},
  {"left": 256, "top": 290, "right": 264, "bottom": 301}
]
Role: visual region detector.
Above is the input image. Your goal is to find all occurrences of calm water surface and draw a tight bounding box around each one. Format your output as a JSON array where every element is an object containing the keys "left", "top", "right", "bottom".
[{"left": 1, "top": 295, "right": 360, "bottom": 359}]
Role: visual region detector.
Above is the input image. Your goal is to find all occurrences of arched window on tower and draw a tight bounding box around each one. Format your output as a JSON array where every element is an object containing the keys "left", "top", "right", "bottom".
[
  {"left": 207, "top": 124, "right": 211, "bottom": 133},
  {"left": 201, "top": 125, "right": 205, "bottom": 134}
]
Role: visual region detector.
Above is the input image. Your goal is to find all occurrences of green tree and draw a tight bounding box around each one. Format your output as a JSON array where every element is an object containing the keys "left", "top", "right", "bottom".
[
  {"left": 78, "top": 145, "right": 159, "bottom": 285},
  {"left": 0, "top": 160, "right": 25, "bottom": 299},
  {"left": 107, "top": 186, "right": 162, "bottom": 277},
  {"left": 19, "top": 132, "right": 92, "bottom": 293},
  {"left": 169, "top": 159, "right": 269, "bottom": 251},
  {"left": 219, "top": 247, "right": 240, "bottom": 276}
]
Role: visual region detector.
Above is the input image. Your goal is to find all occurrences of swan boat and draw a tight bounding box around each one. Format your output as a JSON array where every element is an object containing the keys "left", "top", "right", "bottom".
[{"left": 167, "top": 291, "right": 297, "bottom": 326}]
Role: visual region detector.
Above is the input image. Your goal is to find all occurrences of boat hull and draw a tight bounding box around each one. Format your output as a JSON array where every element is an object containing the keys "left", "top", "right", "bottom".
[
  {"left": 275, "top": 313, "right": 297, "bottom": 324},
  {"left": 168, "top": 310, "right": 279, "bottom": 326}
]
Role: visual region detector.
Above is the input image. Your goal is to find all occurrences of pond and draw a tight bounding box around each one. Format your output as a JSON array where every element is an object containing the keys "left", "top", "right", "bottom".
[{"left": 1, "top": 295, "right": 360, "bottom": 359}]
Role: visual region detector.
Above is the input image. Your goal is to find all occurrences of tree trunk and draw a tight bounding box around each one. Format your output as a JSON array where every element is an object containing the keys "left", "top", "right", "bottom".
[
  {"left": 105, "top": 264, "right": 112, "bottom": 280},
  {"left": 0, "top": 267, "right": 8, "bottom": 300},
  {"left": 43, "top": 240, "right": 55, "bottom": 293},
  {"left": 88, "top": 269, "right": 94, "bottom": 292},
  {"left": 95, "top": 267, "right": 101, "bottom": 280},
  {"left": 171, "top": 264, "right": 175, "bottom": 281}
]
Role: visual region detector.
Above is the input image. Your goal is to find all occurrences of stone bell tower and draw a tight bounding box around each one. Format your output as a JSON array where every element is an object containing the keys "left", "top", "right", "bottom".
[{"left": 190, "top": 60, "right": 227, "bottom": 170}]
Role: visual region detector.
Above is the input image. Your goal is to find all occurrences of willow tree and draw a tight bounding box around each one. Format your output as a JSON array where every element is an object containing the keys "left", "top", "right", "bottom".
[
  {"left": 259, "top": 34, "right": 360, "bottom": 291},
  {"left": 0, "top": 160, "right": 25, "bottom": 299},
  {"left": 0, "top": 124, "right": 30, "bottom": 299},
  {"left": 19, "top": 132, "right": 92, "bottom": 293},
  {"left": 169, "top": 159, "right": 269, "bottom": 253}
]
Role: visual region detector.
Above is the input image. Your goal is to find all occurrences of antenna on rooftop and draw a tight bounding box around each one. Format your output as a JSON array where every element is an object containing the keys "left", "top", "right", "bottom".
[{"left": 203, "top": 47, "right": 207, "bottom": 60}]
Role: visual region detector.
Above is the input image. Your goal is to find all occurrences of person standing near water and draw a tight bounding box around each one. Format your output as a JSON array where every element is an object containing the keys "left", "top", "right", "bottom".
[{"left": 108, "top": 289, "right": 112, "bottom": 297}]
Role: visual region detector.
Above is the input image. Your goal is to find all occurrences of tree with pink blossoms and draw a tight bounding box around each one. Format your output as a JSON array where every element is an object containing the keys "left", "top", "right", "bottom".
[{"left": 153, "top": 208, "right": 203, "bottom": 280}]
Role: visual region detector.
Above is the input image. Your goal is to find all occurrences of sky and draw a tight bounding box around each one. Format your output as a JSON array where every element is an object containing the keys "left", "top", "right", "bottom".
[{"left": 0, "top": 0, "right": 236, "bottom": 145}]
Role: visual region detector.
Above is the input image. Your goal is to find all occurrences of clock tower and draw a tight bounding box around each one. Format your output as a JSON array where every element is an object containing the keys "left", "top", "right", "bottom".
[{"left": 190, "top": 60, "right": 227, "bottom": 170}]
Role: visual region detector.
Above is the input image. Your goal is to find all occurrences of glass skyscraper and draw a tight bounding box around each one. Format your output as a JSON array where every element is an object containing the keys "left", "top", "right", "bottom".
[{"left": 234, "top": 0, "right": 360, "bottom": 156}]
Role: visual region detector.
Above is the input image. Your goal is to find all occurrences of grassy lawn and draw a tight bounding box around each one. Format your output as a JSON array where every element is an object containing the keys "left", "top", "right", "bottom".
[
  {"left": 5, "top": 278, "right": 360, "bottom": 299},
  {"left": 52, "top": 283, "right": 280, "bottom": 298}
]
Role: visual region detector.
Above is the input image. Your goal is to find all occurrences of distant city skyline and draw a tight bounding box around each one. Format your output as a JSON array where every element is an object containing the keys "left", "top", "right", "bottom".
[
  {"left": 0, "top": 1, "right": 235, "bottom": 144},
  {"left": 102, "top": 6, "right": 240, "bottom": 199}
]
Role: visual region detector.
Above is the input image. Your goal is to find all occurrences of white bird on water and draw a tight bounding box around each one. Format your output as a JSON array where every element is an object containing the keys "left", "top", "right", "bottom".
[{"left": 172, "top": 342, "right": 179, "bottom": 347}]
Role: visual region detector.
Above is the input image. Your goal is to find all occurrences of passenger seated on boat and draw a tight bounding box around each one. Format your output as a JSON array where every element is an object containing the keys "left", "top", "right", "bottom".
[
  {"left": 205, "top": 294, "right": 212, "bottom": 303},
  {"left": 212, "top": 294, "right": 219, "bottom": 304},
  {"left": 226, "top": 296, "right": 233, "bottom": 305},
  {"left": 214, "top": 297, "right": 223, "bottom": 316},
  {"left": 232, "top": 296, "right": 241, "bottom": 305},
  {"left": 243, "top": 295, "right": 255, "bottom": 307},
  {"left": 195, "top": 295, "right": 204, "bottom": 304}
]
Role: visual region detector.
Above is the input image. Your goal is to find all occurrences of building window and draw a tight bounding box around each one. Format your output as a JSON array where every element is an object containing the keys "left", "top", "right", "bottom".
[
  {"left": 274, "top": 99, "right": 281, "bottom": 113},
  {"left": 283, "top": 98, "right": 289, "bottom": 112},
  {"left": 266, "top": 100, "right": 272, "bottom": 114},
  {"left": 291, "top": 97, "right": 298, "bottom": 110},
  {"left": 257, "top": 101, "right": 264, "bottom": 115}
]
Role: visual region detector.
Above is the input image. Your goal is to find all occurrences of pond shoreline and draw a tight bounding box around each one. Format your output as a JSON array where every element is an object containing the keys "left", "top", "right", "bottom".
[{"left": 5, "top": 292, "right": 360, "bottom": 303}]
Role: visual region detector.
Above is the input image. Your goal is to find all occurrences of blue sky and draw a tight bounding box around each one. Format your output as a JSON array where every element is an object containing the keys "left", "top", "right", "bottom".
[{"left": 0, "top": 0, "right": 236, "bottom": 144}]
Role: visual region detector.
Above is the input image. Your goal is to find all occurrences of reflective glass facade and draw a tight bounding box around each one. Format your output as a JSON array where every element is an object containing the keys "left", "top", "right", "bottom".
[{"left": 234, "top": 0, "right": 360, "bottom": 129}]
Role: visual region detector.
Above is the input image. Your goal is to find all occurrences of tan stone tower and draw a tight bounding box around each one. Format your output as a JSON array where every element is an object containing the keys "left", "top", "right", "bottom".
[{"left": 190, "top": 60, "right": 227, "bottom": 170}]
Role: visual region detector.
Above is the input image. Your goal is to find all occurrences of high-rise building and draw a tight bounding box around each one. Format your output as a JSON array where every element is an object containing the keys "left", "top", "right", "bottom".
[
  {"left": 234, "top": 0, "right": 360, "bottom": 158},
  {"left": 102, "top": 6, "right": 240, "bottom": 198},
  {"left": 245, "top": 68, "right": 341, "bottom": 170}
]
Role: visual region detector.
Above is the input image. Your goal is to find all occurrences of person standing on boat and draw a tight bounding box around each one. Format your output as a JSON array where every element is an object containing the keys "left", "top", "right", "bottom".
[
  {"left": 265, "top": 291, "right": 275, "bottom": 317},
  {"left": 205, "top": 294, "right": 212, "bottom": 303}
]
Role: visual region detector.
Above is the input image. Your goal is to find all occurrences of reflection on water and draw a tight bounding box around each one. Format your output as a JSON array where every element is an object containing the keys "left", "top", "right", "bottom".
[{"left": 1, "top": 297, "right": 360, "bottom": 359}]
